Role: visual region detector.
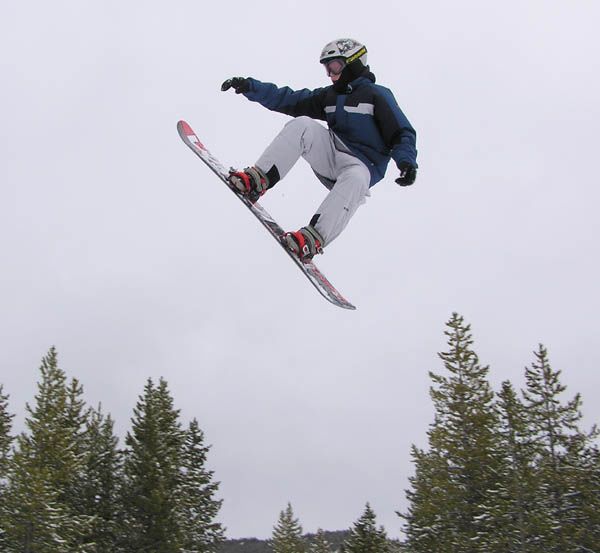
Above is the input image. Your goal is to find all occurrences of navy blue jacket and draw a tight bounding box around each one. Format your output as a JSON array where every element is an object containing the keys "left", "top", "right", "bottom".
[{"left": 243, "top": 73, "right": 417, "bottom": 186}]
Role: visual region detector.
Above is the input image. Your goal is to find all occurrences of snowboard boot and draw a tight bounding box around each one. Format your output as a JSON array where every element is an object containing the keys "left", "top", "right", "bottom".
[
  {"left": 283, "top": 225, "right": 325, "bottom": 262},
  {"left": 228, "top": 166, "right": 269, "bottom": 203}
]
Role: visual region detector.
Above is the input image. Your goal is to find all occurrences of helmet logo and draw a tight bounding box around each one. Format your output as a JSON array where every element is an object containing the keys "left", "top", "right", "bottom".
[{"left": 335, "top": 39, "right": 360, "bottom": 55}]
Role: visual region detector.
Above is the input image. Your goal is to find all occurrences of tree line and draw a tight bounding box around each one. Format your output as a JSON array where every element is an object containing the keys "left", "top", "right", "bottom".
[
  {"left": 1, "top": 312, "right": 598, "bottom": 552},
  {"left": 0, "top": 347, "right": 223, "bottom": 553},
  {"left": 401, "top": 313, "right": 600, "bottom": 553},
  {"left": 265, "top": 502, "right": 400, "bottom": 553}
]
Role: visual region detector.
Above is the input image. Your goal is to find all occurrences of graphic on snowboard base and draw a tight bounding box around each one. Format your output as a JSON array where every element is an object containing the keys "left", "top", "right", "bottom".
[{"left": 177, "top": 120, "right": 356, "bottom": 310}]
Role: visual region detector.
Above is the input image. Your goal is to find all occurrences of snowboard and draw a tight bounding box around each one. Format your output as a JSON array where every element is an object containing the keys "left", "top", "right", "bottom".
[{"left": 177, "top": 120, "right": 356, "bottom": 310}]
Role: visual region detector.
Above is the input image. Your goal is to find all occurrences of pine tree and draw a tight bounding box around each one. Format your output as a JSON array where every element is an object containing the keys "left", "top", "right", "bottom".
[
  {"left": 62, "top": 376, "right": 93, "bottom": 524},
  {"left": 0, "top": 385, "right": 14, "bottom": 549},
  {"left": 2, "top": 347, "right": 94, "bottom": 552},
  {"left": 177, "top": 418, "right": 224, "bottom": 553},
  {"left": 402, "top": 444, "right": 452, "bottom": 552},
  {"left": 343, "top": 503, "right": 390, "bottom": 553},
  {"left": 476, "top": 380, "right": 542, "bottom": 552},
  {"left": 270, "top": 503, "right": 306, "bottom": 553},
  {"left": 5, "top": 458, "right": 75, "bottom": 553},
  {"left": 401, "top": 313, "right": 500, "bottom": 553},
  {"left": 121, "top": 377, "right": 185, "bottom": 553},
  {"left": 522, "top": 345, "right": 599, "bottom": 552},
  {"left": 308, "top": 529, "right": 331, "bottom": 553},
  {"left": 80, "top": 404, "right": 122, "bottom": 553}
]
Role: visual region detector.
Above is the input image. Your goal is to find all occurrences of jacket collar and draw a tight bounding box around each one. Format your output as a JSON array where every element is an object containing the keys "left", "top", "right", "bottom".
[{"left": 332, "top": 67, "right": 376, "bottom": 93}]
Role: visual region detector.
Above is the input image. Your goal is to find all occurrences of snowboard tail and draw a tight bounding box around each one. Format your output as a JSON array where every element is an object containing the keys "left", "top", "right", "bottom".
[{"left": 177, "top": 120, "right": 356, "bottom": 310}]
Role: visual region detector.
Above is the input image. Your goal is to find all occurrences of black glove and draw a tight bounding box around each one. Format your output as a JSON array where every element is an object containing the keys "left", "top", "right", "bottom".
[
  {"left": 395, "top": 162, "right": 417, "bottom": 186},
  {"left": 221, "top": 77, "right": 251, "bottom": 94}
]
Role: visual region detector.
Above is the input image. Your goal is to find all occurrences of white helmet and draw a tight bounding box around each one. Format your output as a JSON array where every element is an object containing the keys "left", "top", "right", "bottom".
[{"left": 319, "top": 38, "right": 368, "bottom": 66}]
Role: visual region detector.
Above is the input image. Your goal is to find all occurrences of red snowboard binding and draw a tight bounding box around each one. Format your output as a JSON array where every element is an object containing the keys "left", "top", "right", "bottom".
[
  {"left": 284, "top": 225, "right": 324, "bottom": 262},
  {"left": 228, "top": 166, "right": 269, "bottom": 203}
]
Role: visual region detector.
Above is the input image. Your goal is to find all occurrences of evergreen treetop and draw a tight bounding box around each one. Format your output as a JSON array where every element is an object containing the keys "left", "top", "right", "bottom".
[
  {"left": 308, "top": 529, "right": 331, "bottom": 553},
  {"left": 343, "top": 503, "right": 390, "bottom": 553},
  {"left": 270, "top": 503, "right": 306, "bottom": 553},
  {"left": 3, "top": 348, "right": 95, "bottom": 552},
  {"left": 178, "top": 417, "right": 225, "bottom": 553}
]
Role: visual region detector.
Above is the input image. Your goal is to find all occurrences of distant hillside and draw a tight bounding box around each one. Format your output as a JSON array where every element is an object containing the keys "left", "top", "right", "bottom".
[{"left": 218, "top": 530, "right": 351, "bottom": 553}]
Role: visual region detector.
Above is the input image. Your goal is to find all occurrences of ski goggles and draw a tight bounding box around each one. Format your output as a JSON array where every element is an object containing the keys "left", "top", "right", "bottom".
[{"left": 323, "top": 58, "right": 346, "bottom": 77}]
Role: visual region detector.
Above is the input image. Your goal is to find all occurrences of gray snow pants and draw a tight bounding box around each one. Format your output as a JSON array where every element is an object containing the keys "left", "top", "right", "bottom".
[{"left": 255, "top": 116, "right": 371, "bottom": 246}]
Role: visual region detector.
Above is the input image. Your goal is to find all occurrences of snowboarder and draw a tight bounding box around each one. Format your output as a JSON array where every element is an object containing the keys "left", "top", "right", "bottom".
[{"left": 221, "top": 38, "right": 418, "bottom": 262}]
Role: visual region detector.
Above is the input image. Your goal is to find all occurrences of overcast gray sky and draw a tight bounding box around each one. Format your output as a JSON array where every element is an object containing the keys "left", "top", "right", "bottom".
[{"left": 2, "top": 0, "right": 599, "bottom": 540}]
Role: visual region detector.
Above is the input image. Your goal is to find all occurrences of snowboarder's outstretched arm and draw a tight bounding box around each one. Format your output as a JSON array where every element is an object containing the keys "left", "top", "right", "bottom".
[{"left": 222, "top": 77, "right": 327, "bottom": 121}]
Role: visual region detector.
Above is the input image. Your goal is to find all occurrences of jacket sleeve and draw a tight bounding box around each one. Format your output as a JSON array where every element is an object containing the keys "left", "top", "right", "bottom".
[
  {"left": 242, "top": 78, "right": 327, "bottom": 121},
  {"left": 373, "top": 86, "right": 418, "bottom": 168}
]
